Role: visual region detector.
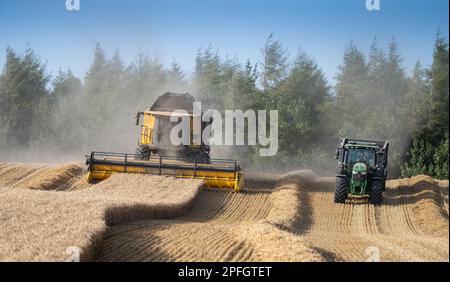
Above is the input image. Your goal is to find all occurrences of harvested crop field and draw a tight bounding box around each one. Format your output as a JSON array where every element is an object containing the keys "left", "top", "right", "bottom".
[
  {"left": 293, "top": 175, "right": 449, "bottom": 261},
  {"left": 0, "top": 163, "right": 202, "bottom": 261},
  {"left": 97, "top": 172, "right": 448, "bottom": 262},
  {"left": 98, "top": 178, "right": 323, "bottom": 262},
  {"left": 0, "top": 162, "right": 448, "bottom": 262}
]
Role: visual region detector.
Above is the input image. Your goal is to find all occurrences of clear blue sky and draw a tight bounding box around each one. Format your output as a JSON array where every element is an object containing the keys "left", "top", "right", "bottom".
[{"left": 0, "top": 0, "right": 448, "bottom": 86}]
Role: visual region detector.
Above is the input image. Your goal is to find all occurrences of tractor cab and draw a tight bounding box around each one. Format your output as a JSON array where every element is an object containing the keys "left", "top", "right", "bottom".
[{"left": 346, "top": 147, "right": 376, "bottom": 167}]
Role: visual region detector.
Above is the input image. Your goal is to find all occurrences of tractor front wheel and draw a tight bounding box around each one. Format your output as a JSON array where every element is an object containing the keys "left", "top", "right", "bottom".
[
  {"left": 369, "top": 180, "right": 384, "bottom": 205},
  {"left": 334, "top": 177, "right": 348, "bottom": 203}
]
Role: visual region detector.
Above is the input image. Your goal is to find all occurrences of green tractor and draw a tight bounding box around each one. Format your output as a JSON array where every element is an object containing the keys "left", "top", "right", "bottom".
[{"left": 334, "top": 138, "right": 389, "bottom": 205}]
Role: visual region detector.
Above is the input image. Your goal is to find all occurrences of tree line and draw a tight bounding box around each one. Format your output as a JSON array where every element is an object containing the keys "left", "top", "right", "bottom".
[{"left": 0, "top": 34, "right": 448, "bottom": 178}]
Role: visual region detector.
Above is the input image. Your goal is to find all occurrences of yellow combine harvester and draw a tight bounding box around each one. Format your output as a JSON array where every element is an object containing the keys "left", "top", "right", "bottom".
[{"left": 86, "top": 92, "right": 243, "bottom": 191}]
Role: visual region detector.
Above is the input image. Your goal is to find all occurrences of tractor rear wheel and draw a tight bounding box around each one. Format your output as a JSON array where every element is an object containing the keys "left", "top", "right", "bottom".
[
  {"left": 334, "top": 177, "right": 348, "bottom": 203},
  {"left": 369, "top": 180, "right": 384, "bottom": 205}
]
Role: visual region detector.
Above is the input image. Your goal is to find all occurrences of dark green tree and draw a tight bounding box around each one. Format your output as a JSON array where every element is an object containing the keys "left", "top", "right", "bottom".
[
  {"left": 260, "top": 33, "right": 288, "bottom": 93},
  {"left": 193, "top": 46, "right": 224, "bottom": 109},
  {"left": 400, "top": 138, "right": 435, "bottom": 177},
  {"left": 48, "top": 69, "right": 82, "bottom": 150},
  {"left": 0, "top": 47, "right": 49, "bottom": 150},
  {"left": 426, "top": 33, "right": 449, "bottom": 142},
  {"left": 166, "top": 58, "right": 186, "bottom": 92},
  {"left": 335, "top": 41, "right": 369, "bottom": 137}
]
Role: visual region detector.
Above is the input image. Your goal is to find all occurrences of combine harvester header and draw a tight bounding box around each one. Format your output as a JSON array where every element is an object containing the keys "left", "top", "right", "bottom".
[{"left": 86, "top": 152, "right": 243, "bottom": 191}]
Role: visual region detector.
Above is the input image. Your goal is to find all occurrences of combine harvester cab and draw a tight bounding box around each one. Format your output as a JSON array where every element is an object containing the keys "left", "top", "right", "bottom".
[
  {"left": 85, "top": 92, "right": 244, "bottom": 192},
  {"left": 334, "top": 138, "right": 389, "bottom": 205}
]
